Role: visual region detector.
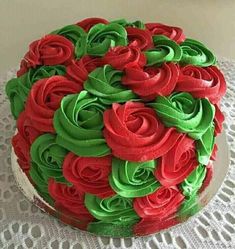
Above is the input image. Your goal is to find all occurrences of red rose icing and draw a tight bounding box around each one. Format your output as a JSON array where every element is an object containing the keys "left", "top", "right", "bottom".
[
  {"left": 103, "top": 46, "right": 146, "bottom": 70},
  {"left": 48, "top": 179, "right": 94, "bottom": 223},
  {"left": 103, "top": 101, "right": 181, "bottom": 162},
  {"left": 12, "top": 132, "right": 30, "bottom": 173},
  {"left": 199, "top": 162, "right": 213, "bottom": 193},
  {"left": 122, "top": 63, "right": 179, "bottom": 100},
  {"left": 63, "top": 153, "right": 115, "bottom": 198},
  {"left": 214, "top": 104, "right": 225, "bottom": 135},
  {"left": 66, "top": 56, "right": 103, "bottom": 85},
  {"left": 134, "top": 217, "right": 179, "bottom": 236},
  {"left": 17, "top": 59, "right": 28, "bottom": 77},
  {"left": 18, "top": 34, "right": 74, "bottom": 74},
  {"left": 145, "top": 23, "right": 185, "bottom": 43},
  {"left": 126, "top": 27, "right": 153, "bottom": 50},
  {"left": 17, "top": 111, "right": 42, "bottom": 145},
  {"left": 76, "top": 17, "right": 109, "bottom": 32},
  {"left": 134, "top": 186, "right": 184, "bottom": 219},
  {"left": 155, "top": 134, "right": 198, "bottom": 187},
  {"left": 176, "top": 65, "right": 226, "bottom": 104},
  {"left": 25, "top": 75, "right": 82, "bottom": 133}
]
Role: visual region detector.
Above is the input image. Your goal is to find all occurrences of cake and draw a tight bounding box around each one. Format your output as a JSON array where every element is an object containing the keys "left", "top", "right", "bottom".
[{"left": 6, "top": 17, "right": 226, "bottom": 237}]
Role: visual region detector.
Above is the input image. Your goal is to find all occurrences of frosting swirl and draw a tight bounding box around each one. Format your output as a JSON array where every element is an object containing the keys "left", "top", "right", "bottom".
[
  {"left": 53, "top": 90, "right": 110, "bottom": 157},
  {"left": 196, "top": 125, "right": 215, "bottom": 165},
  {"left": 75, "top": 23, "right": 128, "bottom": 57},
  {"left": 6, "top": 65, "right": 66, "bottom": 119},
  {"left": 111, "top": 19, "right": 145, "bottom": 29},
  {"left": 51, "top": 24, "right": 86, "bottom": 44},
  {"left": 48, "top": 179, "right": 94, "bottom": 223},
  {"left": 176, "top": 65, "right": 226, "bottom": 104},
  {"left": 103, "top": 101, "right": 181, "bottom": 161},
  {"left": 144, "top": 35, "right": 182, "bottom": 66},
  {"left": 30, "top": 133, "right": 68, "bottom": 183},
  {"left": 76, "top": 17, "right": 109, "bottom": 32},
  {"left": 12, "top": 131, "right": 30, "bottom": 173},
  {"left": 25, "top": 75, "right": 82, "bottom": 133},
  {"left": 178, "top": 194, "right": 200, "bottom": 218},
  {"left": 156, "top": 134, "right": 198, "bottom": 186},
  {"left": 122, "top": 62, "right": 179, "bottom": 100},
  {"left": 19, "top": 34, "right": 74, "bottom": 72},
  {"left": 148, "top": 92, "right": 215, "bottom": 140},
  {"left": 16, "top": 111, "right": 42, "bottom": 145},
  {"left": 85, "top": 194, "right": 138, "bottom": 222},
  {"left": 180, "top": 164, "right": 207, "bottom": 196},
  {"left": 63, "top": 153, "right": 115, "bottom": 198},
  {"left": 103, "top": 46, "right": 146, "bottom": 70},
  {"left": 66, "top": 56, "right": 103, "bottom": 85},
  {"left": 126, "top": 27, "right": 153, "bottom": 50},
  {"left": 109, "top": 157, "right": 159, "bottom": 198},
  {"left": 145, "top": 22, "right": 185, "bottom": 43},
  {"left": 214, "top": 104, "right": 225, "bottom": 135},
  {"left": 84, "top": 65, "right": 138, "bottom": 104},
  {"left": 133, "top": 186, "right": 184, "bottom": 220},
  {"left": 180, "top": 38, "right": 216, "bottom": 66}
]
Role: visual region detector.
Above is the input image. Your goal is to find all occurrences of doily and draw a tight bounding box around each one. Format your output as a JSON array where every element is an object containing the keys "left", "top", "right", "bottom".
[{"left": 0, "top": 58, "right": 234, "bottom": 249}]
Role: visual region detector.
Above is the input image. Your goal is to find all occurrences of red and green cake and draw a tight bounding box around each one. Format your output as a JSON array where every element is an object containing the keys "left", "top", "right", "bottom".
[{"left": 6, "top": 17, "right": 226, "bottom": 237}]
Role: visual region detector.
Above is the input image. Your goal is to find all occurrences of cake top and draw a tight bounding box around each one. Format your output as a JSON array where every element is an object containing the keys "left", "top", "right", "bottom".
[{"left": 6, "top": 17, "right": 226, "bottom": 237}]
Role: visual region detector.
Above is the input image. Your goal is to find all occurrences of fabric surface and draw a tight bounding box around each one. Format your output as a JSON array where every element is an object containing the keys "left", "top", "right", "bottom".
[{"left": 0, "top": 58, "right": 234, "bottom": 249}]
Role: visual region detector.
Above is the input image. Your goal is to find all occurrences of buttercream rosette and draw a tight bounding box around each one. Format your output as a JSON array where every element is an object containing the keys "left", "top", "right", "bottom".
[{"left": 6, "top": 17, "right": 226, "bottom": 237}]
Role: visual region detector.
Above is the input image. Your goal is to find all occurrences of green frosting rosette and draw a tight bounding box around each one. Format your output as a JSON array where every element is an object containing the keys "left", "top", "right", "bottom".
[
  {"left": 148, "top": 92, "right": 215, "bottom": 140},
  {"left": 84, "top": 65, "right": 138, "bottom": 104},
  {"left": 30, "top": 133, "right": 68, "bottom": 183},
  {"left": 85, "top": 193, "right": 139, "bottom": 236},
  {"left": 85, "top": 194, "right": 139, "bottom": 223},
  {"left": 196, "top": 125, "right": 215, "bottom": 165},
  {"left": 180, "top": 164, "right": 207, "bottom": 197},
  {"left": 180, "top": 38, "right": 216, "bottom": 66},
  {"left": 53, "top": 90, "right": 110, "bottom": 157},
  {"left": 111, "top": 18, "right": 145, "bottom": 29},
  {"left": 51, "top": 24, "right": 86, "bottom": 45},
  {"left": 5, "top": 65, "right": 66, "bottom": 119},
  {"left": 75, "top": 23, "right": 128, "bottom": 58},
  {"left": 109, "top": 157, "right": 160, "bottom": 198},
  {"left": 144, "top": 35, "right": 182, "bottom": 66},
  {"left": 178, "top": 195, "right": 200, "bottom": 219}
]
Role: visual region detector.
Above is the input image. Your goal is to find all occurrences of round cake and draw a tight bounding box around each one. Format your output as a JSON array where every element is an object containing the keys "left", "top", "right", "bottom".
[{"left": 6, "top": 17, "right": 226, "bottom": 237}]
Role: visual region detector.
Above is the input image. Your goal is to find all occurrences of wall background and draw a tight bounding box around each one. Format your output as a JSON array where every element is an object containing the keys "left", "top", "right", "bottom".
[{"left": 0, "top": 0, "right": 235, "bottom": 74}]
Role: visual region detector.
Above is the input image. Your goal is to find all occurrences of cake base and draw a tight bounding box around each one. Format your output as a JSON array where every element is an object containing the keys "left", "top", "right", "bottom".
[{"left": 11, "top": 131, "right": 229, "bottom": 238}]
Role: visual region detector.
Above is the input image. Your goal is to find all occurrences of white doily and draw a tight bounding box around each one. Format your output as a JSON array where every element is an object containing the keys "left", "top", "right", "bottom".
[{"left": 0, "top": 59, "right": 235, "bottom": 249}]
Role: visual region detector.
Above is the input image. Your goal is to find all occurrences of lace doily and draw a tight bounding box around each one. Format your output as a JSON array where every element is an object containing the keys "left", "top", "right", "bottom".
[{"left": 0, "top": 59, "right": 234, "bottom": 249}]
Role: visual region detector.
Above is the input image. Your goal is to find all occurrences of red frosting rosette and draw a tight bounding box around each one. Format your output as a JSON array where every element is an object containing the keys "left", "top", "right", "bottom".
[
  {"left": 103, "top": 101, "right": 181, "bottom": 162},
  {"left": 63, "top": 153, "right": 115, "bottom": 198},
  {"left": 17, "top": 35, "right": 74, "bottom": 76},
  {"left": 176, "top": 65, "right": 226, "bottom": 104},
  {"left": 214, "top": 104, "right": 225, "bottom": 135},
  {"left": 145, "top": 22, "right": 185, "bottom": 43},
  {"left": 155, "top": 134, "right": 198, "bottom": 187},
  {"left": 199, "top": 162, "right": 213, "bottom": 193},
  {"left": 48, "top": 179, "right": 94, "bottom": 229},
  {"left": 16, "top": 111, "right": 42, "bottom": 145},
  {"left": 103, "top": 46, "right": 146, "bottom": 70},
  {"left": 12, "top": 110, "right": 43, "bottom": 174},
  {"left": 134, "top": 186, "right": 184, "bottom": 219},
  {"left": 122, "top": 63, "right": 179, "bottom": 100},
  {"left": 66, "top": 56, "right": 104, "bottom": 85},
  {"left": 126, "top": 27, "right": 153, "bottom": 50},
  {"left": 24, "top": 75, "right": 82, "bottom": 133},
  {"left": 76, "top": 17, "right": 109, "bottom": 32},
  {"left": 12, "top": 132, "right": 30, "bottom": 173}
]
